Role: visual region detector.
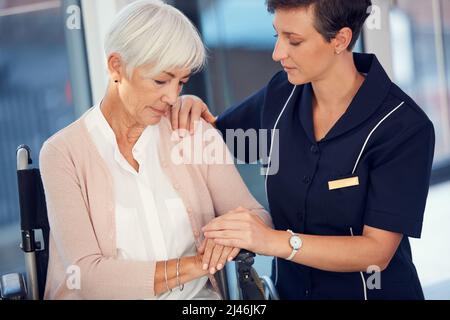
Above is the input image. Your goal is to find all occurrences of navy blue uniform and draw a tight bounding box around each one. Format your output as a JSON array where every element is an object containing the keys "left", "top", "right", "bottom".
[{"left": 216, "top": 53, "right": 435, "bottom": 300}]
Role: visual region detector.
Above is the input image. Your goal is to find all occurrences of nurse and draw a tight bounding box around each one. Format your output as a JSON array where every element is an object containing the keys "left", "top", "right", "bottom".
[{"left": 171, "top": 0, "right": 435, "bottom": 299}]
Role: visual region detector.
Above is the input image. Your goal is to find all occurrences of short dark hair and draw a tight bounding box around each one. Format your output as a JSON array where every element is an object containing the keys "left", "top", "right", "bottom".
[{"left": 266, "top": 0, "right": 372, "bottom": 50}]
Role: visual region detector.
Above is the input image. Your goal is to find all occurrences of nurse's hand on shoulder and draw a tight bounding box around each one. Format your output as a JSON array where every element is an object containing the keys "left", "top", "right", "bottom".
[
  {"left": 202, "top": 207, "right": 274, "bottom": 256},
  {"left": 169, "top": 95, "right": 217, "bottom": 135}
]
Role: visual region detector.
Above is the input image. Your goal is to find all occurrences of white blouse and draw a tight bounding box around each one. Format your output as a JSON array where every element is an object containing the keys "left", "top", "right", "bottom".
[{"left": 85, "top": 105, "right": 220, "bottom": 300}]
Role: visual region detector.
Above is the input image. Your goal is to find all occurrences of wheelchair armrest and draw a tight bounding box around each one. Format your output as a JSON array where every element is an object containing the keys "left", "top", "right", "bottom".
[
  {"left": 260, "top": 275, "right": 280, "bottom": 300},
  {"left": 0, "top": 273, "right": 27, "bottom": 300}
]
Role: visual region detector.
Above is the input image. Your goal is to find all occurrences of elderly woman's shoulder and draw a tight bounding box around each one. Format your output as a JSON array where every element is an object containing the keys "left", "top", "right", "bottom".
[{"left": 40, "top": 116, "right": 88, "bottom": 161}]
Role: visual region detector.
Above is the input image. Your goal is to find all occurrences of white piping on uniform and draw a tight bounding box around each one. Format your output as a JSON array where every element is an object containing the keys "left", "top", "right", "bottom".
[
  {"left": 265, "top": 86, "right": 298, "bottom": 197},
  {"left": 351, "top": 101, "right": 405, "bottom": 174},
  {"left": 265, "top": 85, "right": 297, "bottom": 286},
  {"left": 349, "top": 101, "right": 405, "bottom": 300},
  {"left": 350, "top": 227, "right": 368, "bottom": 301}
]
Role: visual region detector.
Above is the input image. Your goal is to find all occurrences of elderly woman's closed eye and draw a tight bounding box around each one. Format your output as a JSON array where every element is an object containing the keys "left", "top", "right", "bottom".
[{"left": 39, "top": 0, "right": 272, "bottom": 300}]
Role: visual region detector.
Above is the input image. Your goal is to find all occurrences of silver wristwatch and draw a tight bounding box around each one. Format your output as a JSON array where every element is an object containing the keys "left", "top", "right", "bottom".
[{"left": 286, "top": 229, "right": 302, "bottom": 261}]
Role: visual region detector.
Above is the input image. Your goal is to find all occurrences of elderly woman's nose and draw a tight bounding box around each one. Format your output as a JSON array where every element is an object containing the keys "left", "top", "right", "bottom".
[{"left": 161, "top": 86, "right": 180, "bottom": 105}]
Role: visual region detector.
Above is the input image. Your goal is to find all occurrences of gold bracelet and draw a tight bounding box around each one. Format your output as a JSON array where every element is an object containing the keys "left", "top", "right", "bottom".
[
  {"left": 176, "top": 258, "right": 184, "bottom": 291},
  {"left": 164, "top": 260, "right": 172, "bottom": 293}
]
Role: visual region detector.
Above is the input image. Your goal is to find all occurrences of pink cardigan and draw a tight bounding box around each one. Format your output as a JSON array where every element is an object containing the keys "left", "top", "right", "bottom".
[{"left": 39, "top": 109, "right": 272, "bottom": 300}]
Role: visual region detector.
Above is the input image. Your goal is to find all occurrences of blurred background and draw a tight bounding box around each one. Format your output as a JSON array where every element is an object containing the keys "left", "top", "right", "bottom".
[{"left": 0, "top": 0, "right": 449, "bottom": 299}]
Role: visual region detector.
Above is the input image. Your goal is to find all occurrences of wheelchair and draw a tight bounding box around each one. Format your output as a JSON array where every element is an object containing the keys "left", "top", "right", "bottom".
[{"left": 0, "top": 145, "right": 279, "bottom": 300}]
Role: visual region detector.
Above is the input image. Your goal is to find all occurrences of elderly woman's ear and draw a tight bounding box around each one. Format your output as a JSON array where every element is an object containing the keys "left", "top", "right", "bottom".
[{"left": 108, "top": 53, "right": 125, "bottom": 84}]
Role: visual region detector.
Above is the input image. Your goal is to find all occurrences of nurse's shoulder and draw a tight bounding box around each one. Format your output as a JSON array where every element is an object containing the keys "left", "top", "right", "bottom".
[
  {"left": 388, "top": 83, "right": 434, "bottom": 132},
  {"left": 368, "top": 82, "right": 436, "bottom": 170}
]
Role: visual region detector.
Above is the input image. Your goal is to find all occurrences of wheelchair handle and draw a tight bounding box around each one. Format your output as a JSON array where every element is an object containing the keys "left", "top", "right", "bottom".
[
  {"left": 235, "top": 250, "right": 255, "bottom": 265},
  {"left": 17, "top": 145, "right": 32, "bottom": 170}
]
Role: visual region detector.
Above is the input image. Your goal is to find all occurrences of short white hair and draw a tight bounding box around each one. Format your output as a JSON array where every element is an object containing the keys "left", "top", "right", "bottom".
[{"left": 104, "top": 0, "right": 206, "bottom": 77}]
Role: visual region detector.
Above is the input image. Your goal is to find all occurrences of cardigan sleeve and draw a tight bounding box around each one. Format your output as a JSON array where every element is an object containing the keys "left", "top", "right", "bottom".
[
  {"left": 200, "top": 121, "right": 273, "bottom": 227},
  {"left": 39, "top": 141, "right": 157, "bottom": 300}
]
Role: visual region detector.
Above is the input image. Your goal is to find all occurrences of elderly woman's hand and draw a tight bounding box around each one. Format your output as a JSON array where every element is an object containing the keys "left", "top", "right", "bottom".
[
  {"left": 170, "top": 95, "right": 217, "bottom": 135},
  {"left": 197, "top": 238, "right": 240, "bottom": 275},
  {"left": 202, "top": 207, "right": 275, "bottom": 256}
]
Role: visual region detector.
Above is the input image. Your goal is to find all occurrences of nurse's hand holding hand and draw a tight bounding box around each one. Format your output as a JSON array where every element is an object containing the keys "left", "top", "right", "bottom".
[
  {"left": 202, "top": 208, "right": 404, "bottom": 274},
  {"left": 202, "top": 207, "right": 276, "bottom": 257}
]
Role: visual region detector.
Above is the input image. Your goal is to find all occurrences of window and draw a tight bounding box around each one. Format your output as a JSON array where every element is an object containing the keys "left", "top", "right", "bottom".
[
  {"left": 390, "top": 0, "right": 450, "bottom": 169},
  {"left": 0, "top": 0, "right": 89, "bottom": 275},
  {"left": 198, "top": 0, "right": 281, "bottom": 116},
  {"left": 390, "top": 0, "right": 450, "bottom": 299}
]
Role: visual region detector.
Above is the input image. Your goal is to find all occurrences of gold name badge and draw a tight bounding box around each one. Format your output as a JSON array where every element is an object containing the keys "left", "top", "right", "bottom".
[{"left": 328, "top": 176, "right": 360, "bottom": 190}]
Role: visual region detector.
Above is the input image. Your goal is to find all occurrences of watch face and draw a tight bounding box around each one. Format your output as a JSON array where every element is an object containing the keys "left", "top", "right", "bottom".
[{"left": 290, "top": 236, "right": 302, "bottom": 250}]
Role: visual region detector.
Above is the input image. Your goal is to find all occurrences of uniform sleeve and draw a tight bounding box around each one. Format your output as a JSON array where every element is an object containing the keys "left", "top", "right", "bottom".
[
  {"left": 364, "top": 120, "right": 435, "bottom": 238},
  {"left": 215, "top": 71, "right": 288, "bottom": 163},
  {"left": 215, "top": 86, "right": 267, "bottom": 163},
  {"left": 216, "top": 85, "right": 267, "bottom": 134}
]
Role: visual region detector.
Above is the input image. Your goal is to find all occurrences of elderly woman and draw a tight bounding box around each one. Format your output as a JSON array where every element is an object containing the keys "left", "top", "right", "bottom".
[{"left": 39, "top": 0, "right": 271, "bottom": 300}]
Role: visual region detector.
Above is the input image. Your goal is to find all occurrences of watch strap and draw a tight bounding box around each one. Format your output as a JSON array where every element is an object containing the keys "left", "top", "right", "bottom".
[{"left": 286, "top": 229, "right": 299, "bottom": 261}]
